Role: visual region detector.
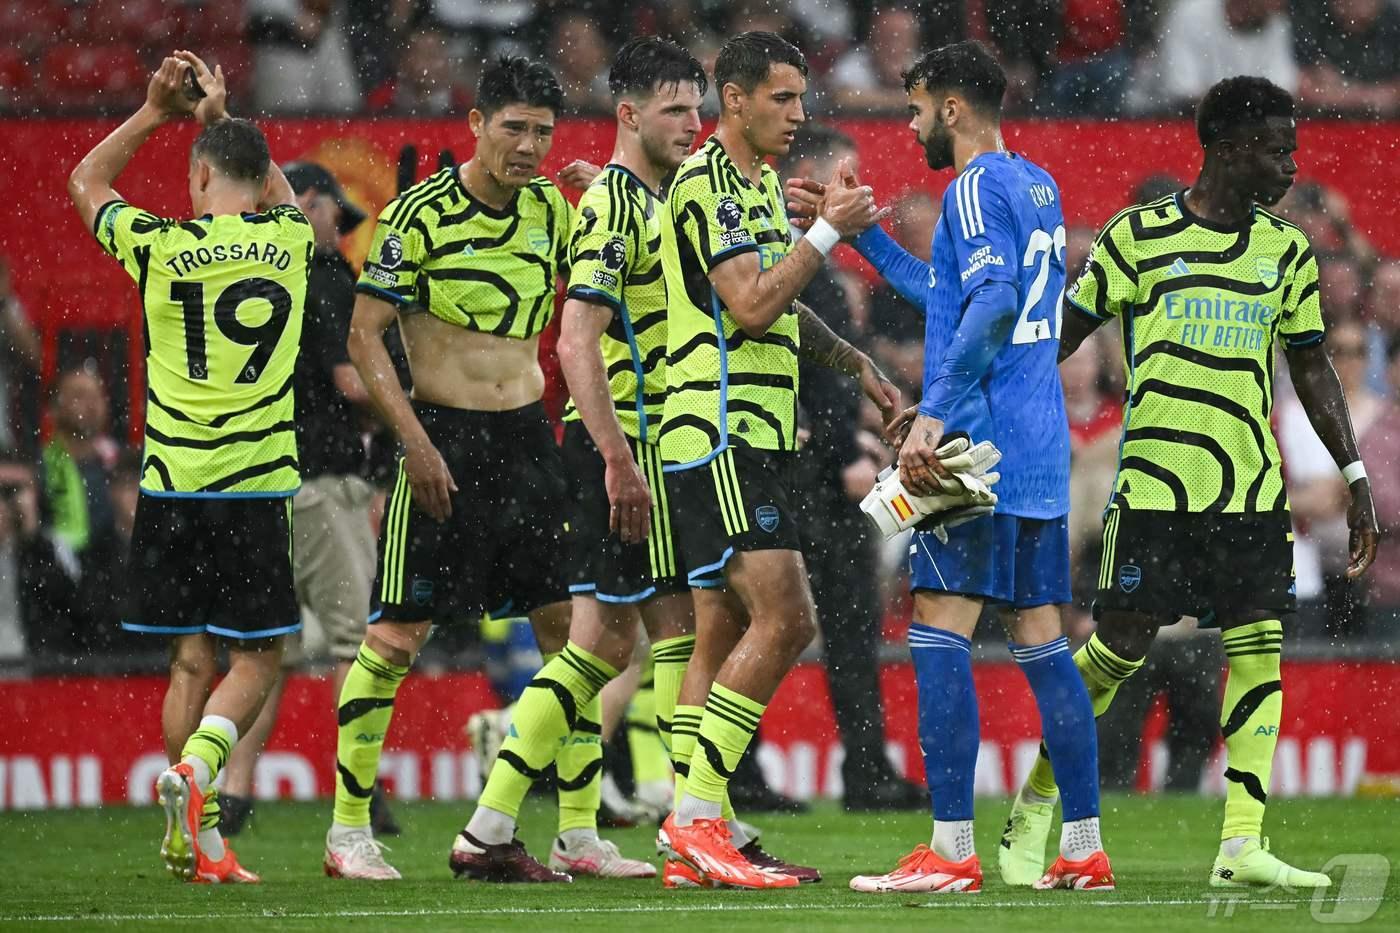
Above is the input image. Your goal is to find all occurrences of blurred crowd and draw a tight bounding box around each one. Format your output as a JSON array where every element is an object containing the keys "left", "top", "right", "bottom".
[
  {"left": 0, "top": 158, "right": 1394, "bottom": 675},
  {"left": 3, "top": 0, "right": 1400, "bottom": 117}
]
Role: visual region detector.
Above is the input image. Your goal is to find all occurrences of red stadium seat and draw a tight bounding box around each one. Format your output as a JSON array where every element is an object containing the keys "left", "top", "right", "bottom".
[
  {"left": 172, "top": 0, "right": 246, "bottom": 45},
  {"left": 83, "top": 0, "right": 179, "bottom": 45},
  {"left": 0, "top": 0, "right": 71, "bottom": 47},
  {"left": 0, "top": 46, "right": 30, "bottom": 105},
  {"left": 41, "top": 44, "right": 148, "bottom": 109},
  {"left": 199, "top": 41, "right": 252, "bottom": 98}
]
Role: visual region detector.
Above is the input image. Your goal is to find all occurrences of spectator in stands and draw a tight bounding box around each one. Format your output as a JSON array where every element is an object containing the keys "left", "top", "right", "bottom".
[
  {"left": 1042, "top": 0, "right": 1138, "bottom": 115},
  {"left": 782, "top": 123, "right": 923, "bottom": 811},
  {"left": 1363, "top": 259, "right": 1400, "bottom": 393},
  {"left": 829, "top": 5, "right": 920, "bottom": 112},
  {"left": 867, "top": 190, "right": 936, "bottom": 396},
  {"left": 1062, "top": 330, "right": 1120, "bottom": 603},
  {"left": 547, "top": 10, "right": 614, "bottom": 113},
  {"left": 988, "top": 0, "right": 1151, "bottom": 115},
  {"left": 1149, "top": 0, "right": 1296, "bottom": 112},
  {"left": 1064, "top": 223, "right": 1098, "bottom": 282},
  {"left": 370, "top": 21, "right": 473, "bottom": 114},
  {"left": 1279, "top": 322, "right": 1384, "bottom": 635},
  {"left": 248, "top": 0, "right": 362, "bottom": 113},
  {"left": 0, "top": 459, "right": 37, "bottom": 661},
  {"left": 1276, "top": 181, "right": 1376, "bottom": 267},
  {"left": 0, "top": 256, "right": 41, "bottom": 455},
  {"left": 1295, "top": 0, "right": 1400, "bottom": 118},
  {"left": 1359, "top": 332, "right": 1400, "bottom": 633},
  {"left": 22, "top": 367, "right": 129, "bottom": 664},
  {"left": 1319, "top": 256, "right": 1367, "bottom": 325}
]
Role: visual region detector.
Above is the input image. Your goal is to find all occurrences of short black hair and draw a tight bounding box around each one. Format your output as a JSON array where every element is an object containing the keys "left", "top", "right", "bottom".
[
  {"left": 609, "top": 36, "right": 708, "bottom": 100},
  {"left": 190, "top": 118, "right": 270, "bottom": 184},
  {"left": 476, "top": 55, "right": 564, "bottom": 118},
  {"left": 777, "top": 123, "right": 855, "bottom": 174},
  {"left": 714, "top": 31, "right": 808, "bottom": 94},
  {"left": 1196, "top": 76, "right": 1295, "bottom": 146},
  {"left": 902, "top": 40, "right": 1006, "bottom": 115}
]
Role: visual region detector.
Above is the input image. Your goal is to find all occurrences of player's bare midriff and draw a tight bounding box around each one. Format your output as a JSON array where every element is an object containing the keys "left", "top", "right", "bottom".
[{"left": 400, "top": 311, "right": 546, "bottom": 412}]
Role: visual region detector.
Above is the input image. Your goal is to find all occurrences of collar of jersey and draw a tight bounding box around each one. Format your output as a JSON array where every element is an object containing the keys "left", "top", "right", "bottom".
[
  {"left": 1174, "top": 190, "right": 1255, "bottom": 233},
  {"left": 705, "top": 136, "right": 759, "bottom": 191},
  {"left": 451, "top": 165, "right": 521, "bottom": 220},
  {"left": 605, "top": 162, "right": 659, "bottom": 199}
]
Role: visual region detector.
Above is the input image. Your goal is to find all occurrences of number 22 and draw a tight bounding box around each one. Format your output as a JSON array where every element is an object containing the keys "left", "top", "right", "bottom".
[{"left": 1012, "top": 225, "right": 1066, "bottom": 345}]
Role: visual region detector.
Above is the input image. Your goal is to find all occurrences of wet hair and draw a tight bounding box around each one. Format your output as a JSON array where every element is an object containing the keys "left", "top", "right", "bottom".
[
  {"left": 777, "top": 122, "right": 855, "bottom": 173},
  {"left": 1196, "top": 76, "right": 1294, "bottom": 147},
  {"left": 190, "top": 118, "right": 270, "bottom": 184},
  {"left": 476, "top": 55, "right": 564, "bottom": 118},
  {"left": 609, "top": 36, "right": 708, "bottom": 100},
  {"left": 714, "top": 31, "right": 808, "bottom": 94},
  {"left": 902, "top": 40, "right": 1006, "bottom": 115}
]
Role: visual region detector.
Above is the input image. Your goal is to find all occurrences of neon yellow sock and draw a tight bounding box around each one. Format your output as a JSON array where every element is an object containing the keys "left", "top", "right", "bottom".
[
  {"left": 557, "top": 691, "right": 603, "bottom": 834},
  {"left": 685, "top": 684, "right": 764, "bottom": 805},
  {"left": 651, "top": 635, "right": 695, "bottom": 756},
  {"left": 1026, "top": 633, "right": 1144, "bottom": 799},
  {"left": 1219, "top": 620, "right": 1284, "bottom": 840},
  {"left": 671, "top": 703, "right": 702, "bottom": 809},
  {"left": 479, "top": 642, "right": 617, "bottom": 822},
  {"left": 627, "top": 664, "right": 671, "bottom": 786},
  {"left": 333, "top": 644, "right": 409, "bottom": 827}
]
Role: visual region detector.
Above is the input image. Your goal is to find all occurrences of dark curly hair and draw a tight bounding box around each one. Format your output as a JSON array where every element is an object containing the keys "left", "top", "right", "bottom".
[
  {"left": 190, "top": 118, "right": 270, "bottom": 183},
  {"left": 1196, "top": 76, "right": 1294, "bottom": 147},
  {"left": 902, "top": 40, "right": 1006, "bottom": 115},
  {"left": 477, "top": 55, "right": 564, "bottom": 118},
  {"left": 609, "top": 36, "right": 708, "bottom": 100}
]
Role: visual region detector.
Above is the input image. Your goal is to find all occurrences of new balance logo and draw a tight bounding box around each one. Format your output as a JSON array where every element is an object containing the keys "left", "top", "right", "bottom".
[{"left": 1168, "top": 258, "right": 1191, "bottom": 276}]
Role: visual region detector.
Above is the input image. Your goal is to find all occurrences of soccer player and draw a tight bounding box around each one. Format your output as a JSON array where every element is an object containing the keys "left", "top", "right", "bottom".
[
  {"left": 67, "top": 52, "right": 310, "bottom": 884},
  {"left": 655, "top": 31, "right": 898, "bottom": 889},
  {"left": 454, "top": 35, "right": 708, "bottom": 882},
  {"left": 215, "top": 161, "right": 401, "bottom": 839},
  {"left": 1004, "top": 76, "right": 1379, "bottom": 890},
  {"left": 325, "top": 57, "right": 577, "bottom": 882},
  {"left": 790, "top": 40, "right": 1109, "bottom": 893}
]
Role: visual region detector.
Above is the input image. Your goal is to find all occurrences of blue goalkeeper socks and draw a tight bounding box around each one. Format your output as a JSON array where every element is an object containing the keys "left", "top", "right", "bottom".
[
  {"left": 910, "top": 624, "right": 978, "bottom": 821},
  {"left": 1011, "top": 637, "right": 1100, "bottom": 821}
]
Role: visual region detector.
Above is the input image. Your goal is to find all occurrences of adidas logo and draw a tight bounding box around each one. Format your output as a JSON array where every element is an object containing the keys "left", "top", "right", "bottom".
[{"left": 1168, "top": 258, "right": 1191, "bottom": 276}]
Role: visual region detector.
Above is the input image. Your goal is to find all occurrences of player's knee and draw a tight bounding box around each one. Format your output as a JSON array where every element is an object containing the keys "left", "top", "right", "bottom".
[
  {"left": 168, "top": 637, "right": 216, "bottom": 683},
  {"left": 365, "top": 623, "right": 426, "bottom": 667}
]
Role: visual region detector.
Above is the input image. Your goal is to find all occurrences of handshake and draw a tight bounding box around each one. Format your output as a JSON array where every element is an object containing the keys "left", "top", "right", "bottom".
[{"left": 859, "top": 436, "right": 1002, "bottom": 543}]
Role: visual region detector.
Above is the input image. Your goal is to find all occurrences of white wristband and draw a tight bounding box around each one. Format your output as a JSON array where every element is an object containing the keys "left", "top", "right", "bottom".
[
  {"left": 805, "top": 218, "right": 840, "bottom": 256},
  {"left": 1342, "top": 461, "right": 1367, "bottom": 484}
]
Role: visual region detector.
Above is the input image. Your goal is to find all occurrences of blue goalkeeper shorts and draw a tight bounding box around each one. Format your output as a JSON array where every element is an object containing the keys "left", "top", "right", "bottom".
[{"left": 908, "top": 513, "right": 1071, "bottom": 609}]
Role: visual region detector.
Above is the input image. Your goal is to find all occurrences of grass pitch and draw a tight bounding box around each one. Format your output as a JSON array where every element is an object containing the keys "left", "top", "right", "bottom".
[{"left": 1, "top": 794, "right": 1395, "bottom": 931}]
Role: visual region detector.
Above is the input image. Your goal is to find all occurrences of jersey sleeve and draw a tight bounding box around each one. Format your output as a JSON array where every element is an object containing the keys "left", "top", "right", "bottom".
[
  {"left": 356, "top": 199, "right": 428, "bottom": 306},
  {"left": 944, "top": 168, "right": 1019, "bottom": 300},
  {"left": 670, "top": 168, "right": 757, "bottom": 272},
  {"left": 1280, "top": 243, "right": 1324, "bottom": 348},
  {"left": 565, "top": 183, "right": 632, "bottom": 313},
  {"left": 93, "top": 200, "right": 172, "bottom": 281},
  {"left": 1066, "top": 215, "right": 1137, "bottom": 322}
]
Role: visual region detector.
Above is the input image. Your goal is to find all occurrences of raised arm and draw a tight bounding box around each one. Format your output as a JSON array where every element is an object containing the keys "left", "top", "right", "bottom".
[
  {"left": 174, "top": 50, "right": 296, "bottom": 210},
  {"left": 709, "top": 161, "right": 883, "bottom": 337},
  {"left": 1287, "top": 342, "right": 1379, "bottom": 579},
  {"left": 852, "top": 224, "right": 933, "bottom": 312},
  {"left": 67, "top": 57, "right": 195, "bottom": 232}
]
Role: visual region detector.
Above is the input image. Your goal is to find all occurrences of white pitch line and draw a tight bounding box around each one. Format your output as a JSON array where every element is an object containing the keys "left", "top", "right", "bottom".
[{"left": 4, "top": 896, "right": 1388, "bottom": 924}]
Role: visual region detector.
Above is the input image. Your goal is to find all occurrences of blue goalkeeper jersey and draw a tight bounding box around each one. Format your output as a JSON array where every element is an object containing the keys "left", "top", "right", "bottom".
[{"left": 854, "top": 151, "right": 1069, "bottom": 519}]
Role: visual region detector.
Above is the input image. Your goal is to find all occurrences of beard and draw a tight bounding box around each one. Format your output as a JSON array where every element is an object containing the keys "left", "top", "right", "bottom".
[
  {"left": 640, "top": 132, "right": 686, "bottom": 174},
  {"left": 923, "top": 119, "right": 954, "bottom": 170}
]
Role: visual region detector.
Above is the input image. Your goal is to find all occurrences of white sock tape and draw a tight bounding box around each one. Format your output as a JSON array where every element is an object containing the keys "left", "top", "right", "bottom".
[{"left": 1342, "top": 461, "right": 1367, "bottom": 484}]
